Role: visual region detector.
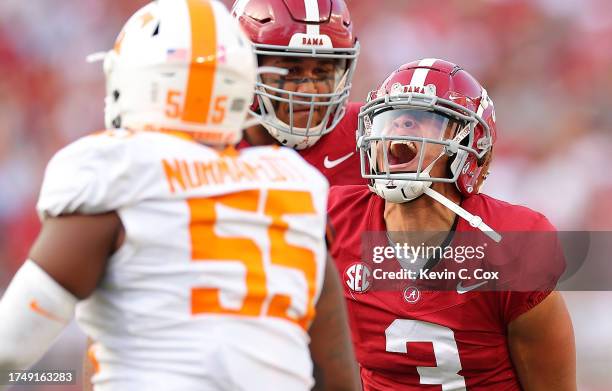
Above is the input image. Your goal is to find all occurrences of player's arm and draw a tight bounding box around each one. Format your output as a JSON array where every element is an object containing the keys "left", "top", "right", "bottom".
[
  {"left": 508, "top": 291, "right": 576, "bottom": 391},
  {"left": 0, "top": 213, "right": 121, "bottom": 371},
  {"left": 309, "top": 254, "right": 361, "bottom": 391}
]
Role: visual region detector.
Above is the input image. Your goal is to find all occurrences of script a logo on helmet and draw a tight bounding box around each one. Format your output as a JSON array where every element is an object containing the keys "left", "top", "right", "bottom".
[{"left": 345, "top": 262, "right": 372, "bottom": 293}]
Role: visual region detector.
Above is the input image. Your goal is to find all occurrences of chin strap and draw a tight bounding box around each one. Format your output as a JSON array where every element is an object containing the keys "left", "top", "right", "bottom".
[{"left": 423, "top": 187, "right": 502, "bottom": 243}]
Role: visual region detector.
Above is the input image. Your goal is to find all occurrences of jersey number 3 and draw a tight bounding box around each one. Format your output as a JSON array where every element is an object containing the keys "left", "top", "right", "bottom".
[
  {"left": 187, "top": 189, "right": 317, "bottom": 329},
  {"left": 386, "top": 319, "right": 467, "bottom": 390}
]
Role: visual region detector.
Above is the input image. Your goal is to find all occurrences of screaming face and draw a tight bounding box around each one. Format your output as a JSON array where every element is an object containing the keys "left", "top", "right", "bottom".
[{"left": 372, "top": 109, "right": 459, "bottom": 177}]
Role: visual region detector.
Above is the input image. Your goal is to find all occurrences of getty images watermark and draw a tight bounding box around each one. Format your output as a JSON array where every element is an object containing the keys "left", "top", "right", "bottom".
[
  {"left": 345, "top": 241, "right": 498, "bottom": 295},
  {"left": 369, "top": 241, "right": 499, "bottom": 281},
  {"left": 343, "top": 231, "right": 579, "bottom": 296}
]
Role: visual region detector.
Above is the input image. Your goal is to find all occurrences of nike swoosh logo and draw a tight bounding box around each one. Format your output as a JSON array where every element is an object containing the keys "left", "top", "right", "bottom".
[
  {"left": 323, "top": 152, "right": 354, "bottom": 169},
  {"left": 30, "top": 300, "right": 65, "bottom": 323},
  {"left": 456, "top": 280, "right": 487, "bottom": 294}
]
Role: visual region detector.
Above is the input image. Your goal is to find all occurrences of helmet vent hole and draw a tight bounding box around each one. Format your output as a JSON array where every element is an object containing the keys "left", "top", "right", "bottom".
[
  {"left": 113, "top": 90, "right": 120, "bottom": 102},
  {"left": 152, "top": 22, "right": 160, "bottom": 37},
  {"left": 258, "top": 17, "right": 272, "bottom": 24},
  {"left": 343, "top": 20, "right": 351, "bottom": 27}
]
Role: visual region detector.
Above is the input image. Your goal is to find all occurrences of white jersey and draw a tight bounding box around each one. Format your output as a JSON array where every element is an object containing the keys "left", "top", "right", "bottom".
[{"left": 37, "top": 129, "right": 330, "bottom": 391}]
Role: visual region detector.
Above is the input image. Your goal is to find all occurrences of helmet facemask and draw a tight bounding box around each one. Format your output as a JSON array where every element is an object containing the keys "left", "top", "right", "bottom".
[
  {"left": 358, "top": 91, "right": 492, "bottom": 203},
  {"left": 251, "top": 43, "right": 359, "bottom": 149}
]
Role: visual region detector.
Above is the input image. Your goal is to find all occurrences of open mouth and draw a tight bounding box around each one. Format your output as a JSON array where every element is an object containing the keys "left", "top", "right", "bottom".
[{"left": 388, "top": 140, "right": 419, "bottom": 167}]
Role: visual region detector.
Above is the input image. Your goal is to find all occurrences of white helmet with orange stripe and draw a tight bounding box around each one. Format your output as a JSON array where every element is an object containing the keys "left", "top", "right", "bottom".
[{"left": 102, "top": 0, "right": 256, "bottom": 146}]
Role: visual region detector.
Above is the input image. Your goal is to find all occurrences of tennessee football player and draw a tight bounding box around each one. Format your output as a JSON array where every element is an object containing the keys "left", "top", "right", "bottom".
[
  {"left": 0, "top": 1, "right": 359, "bottom": 390},
  {"left": 232, "top": 0, "right": 364, "bottom": 185},
  {"left": 328, "top": 59, "right": 576, "bottom": 390}
]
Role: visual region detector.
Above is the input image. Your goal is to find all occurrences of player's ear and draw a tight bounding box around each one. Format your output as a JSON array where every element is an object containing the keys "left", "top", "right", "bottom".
[{"left": 473, "top": 150, "right": 493, "bottom": 194}]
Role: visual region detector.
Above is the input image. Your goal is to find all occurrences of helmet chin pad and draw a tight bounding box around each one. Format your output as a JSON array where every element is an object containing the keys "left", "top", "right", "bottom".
[
  {"left": 261, "top": 120, "right": 322, "bottom": 150},
  {"left": 370, "top": 174, "right": 433, "bottom": 204}
]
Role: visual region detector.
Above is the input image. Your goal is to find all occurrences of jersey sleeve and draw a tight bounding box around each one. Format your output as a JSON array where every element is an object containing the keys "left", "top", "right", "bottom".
[
  {"left": 499, "top": 213, "right": 566, "bottom": 324},
  {"left": 326, "top": 186, "right": 348, "bottom": 251},
  {"left": 36, "top": 131, "right": 135, "bottom": 219},
  {"left": 500, "top": 290, "right": 552, "bottom": 325}
]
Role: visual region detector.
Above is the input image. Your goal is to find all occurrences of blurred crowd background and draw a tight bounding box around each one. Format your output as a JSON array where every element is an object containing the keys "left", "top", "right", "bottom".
[{"left": 0, "top": 0, "right": 610, "bottom": 389}]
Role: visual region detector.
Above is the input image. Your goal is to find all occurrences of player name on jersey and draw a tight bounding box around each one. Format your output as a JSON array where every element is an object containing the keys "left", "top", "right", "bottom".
[{"left": 162, "top": 154, "right": 308, "bottom": 192}]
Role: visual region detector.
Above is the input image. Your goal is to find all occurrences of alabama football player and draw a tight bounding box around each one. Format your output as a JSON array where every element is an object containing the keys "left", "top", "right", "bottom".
[
  {"left": 232, "top": 0, "right": 364, "bottom": 185},
  {"left": 0, "top": 1, "right": 359, "bottom": 390},
  {"left": 328, "top": 59, "right": 576, "bottom": 390}
]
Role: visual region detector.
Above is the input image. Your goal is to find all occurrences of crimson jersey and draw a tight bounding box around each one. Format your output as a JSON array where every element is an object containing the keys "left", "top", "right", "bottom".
[
  {"left": 239, "top": 102, "right": 364, "bottom": 186},
  {"left": 328, "top": 185, "right": 564, "bottom": 391}
]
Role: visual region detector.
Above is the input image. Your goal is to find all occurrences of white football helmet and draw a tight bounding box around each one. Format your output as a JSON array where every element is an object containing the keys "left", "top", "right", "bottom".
[{"left": 102, "top": 0, "right": 257, "bottom": 146}]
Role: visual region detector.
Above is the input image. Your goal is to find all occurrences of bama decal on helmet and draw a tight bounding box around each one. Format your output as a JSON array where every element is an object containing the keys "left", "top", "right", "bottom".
[
  {"left": 288, "top": 34, "right": 333, "bottom": 49},
  {"left": 389, "top": 83, "right": 437, "bottom": 97}
]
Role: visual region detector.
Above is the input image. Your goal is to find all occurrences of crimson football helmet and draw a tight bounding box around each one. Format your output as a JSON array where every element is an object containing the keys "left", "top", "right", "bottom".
[
  {"left": 232, "top": 0, "right": 359, "bottom": 149},
  {"left": 357, "top": 58, "right": 500, "bottom": 240}
]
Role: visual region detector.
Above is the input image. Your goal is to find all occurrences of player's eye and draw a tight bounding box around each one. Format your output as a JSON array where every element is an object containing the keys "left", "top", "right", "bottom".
[
  {"left": 395, "top": 119, "right": 415, "bottom": 129},
  {"left": 284, "top": 66, "right": 304, "bottom": 78},
  {"left": 314, "top": 67, "right": 333, "bottom": 76},
  {"left": 317, "top": 66, "right": 338, "bottom": 80}
]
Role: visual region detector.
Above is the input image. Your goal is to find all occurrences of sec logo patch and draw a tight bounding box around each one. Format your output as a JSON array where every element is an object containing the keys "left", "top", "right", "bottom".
[{"left": 344, "top": 262, "right": 372, "bottom": 293}]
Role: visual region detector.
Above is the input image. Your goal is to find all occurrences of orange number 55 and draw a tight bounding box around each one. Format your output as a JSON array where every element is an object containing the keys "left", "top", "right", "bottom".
[
  {"left": 187, "top": 189, "right": 318, "bottom": 329},
  {"left": 165, "top": 91, "right": 226, "bottom": 124}
]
